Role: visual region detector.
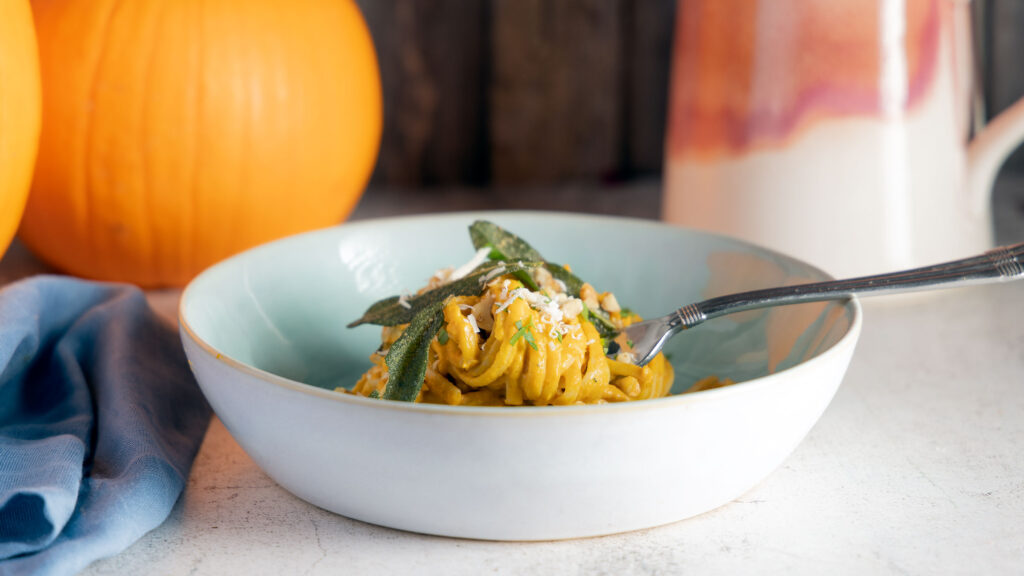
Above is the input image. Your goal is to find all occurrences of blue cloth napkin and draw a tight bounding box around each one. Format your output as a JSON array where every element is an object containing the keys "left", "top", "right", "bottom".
[{"left": 0, "top": 276, "right": 211, "bottom": 575}]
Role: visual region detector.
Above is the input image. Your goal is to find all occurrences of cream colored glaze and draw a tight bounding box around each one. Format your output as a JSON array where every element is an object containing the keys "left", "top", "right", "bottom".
[{"left": 663, "top": 2, "right": 1020, "bottom": 277}]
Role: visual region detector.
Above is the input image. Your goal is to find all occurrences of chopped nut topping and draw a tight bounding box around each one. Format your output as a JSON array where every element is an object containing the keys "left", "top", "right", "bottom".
[
  {"left": 580, "top": 283, "right": 599, "bottom": 311},
  {"left": 600, "top": 292, "right": 620, "bottom": 314},
  {"left": 561, "top": 298, "right": 583, "bottom": 318}
]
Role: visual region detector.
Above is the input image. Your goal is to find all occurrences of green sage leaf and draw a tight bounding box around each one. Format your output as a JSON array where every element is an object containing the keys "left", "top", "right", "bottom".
[
  {"left": 469, "top": 220, "right": 543, "bottom": 262},
  {"left": 582, "top": 302, "right": 619, "bottom": 341},
  {"left": 382, "top": 303, "right": 445, "bottom": 401},
  {"left": 469, "top": 220, "right": 585, "bottom": 297},
  {"left": 544, "top": 263, "right": 583, "bottom": 296},
  {"left": 349, "top": 260, "right": 546, "bottom": 328}
]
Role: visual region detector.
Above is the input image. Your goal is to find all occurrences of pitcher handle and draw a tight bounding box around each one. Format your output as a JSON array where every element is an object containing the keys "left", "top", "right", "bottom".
[{"left": 967, "top": 95, "right": 1024, "bottom": 217}]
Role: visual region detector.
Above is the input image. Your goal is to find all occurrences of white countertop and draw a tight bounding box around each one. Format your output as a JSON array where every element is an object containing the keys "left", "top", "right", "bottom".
[
  {"left": 73, "top": 283, "right": 1023, "bottom": 576},
  {"left": 3, "top": 178, "right": 1023, "bottom": 575}
]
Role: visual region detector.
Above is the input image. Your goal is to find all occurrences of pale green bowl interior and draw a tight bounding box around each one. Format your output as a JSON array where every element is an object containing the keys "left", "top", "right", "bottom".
[{"left": 181, "top": 212, "right": 856, "bottom": 395}]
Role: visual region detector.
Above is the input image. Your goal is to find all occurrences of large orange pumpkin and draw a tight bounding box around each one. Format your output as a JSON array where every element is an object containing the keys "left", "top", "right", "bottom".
[
  {"left": 0, "top": 0, "right": 41, "bottom": 259},
  {"left": 21, "top": 0, "right": 382, "bottom": 287}
]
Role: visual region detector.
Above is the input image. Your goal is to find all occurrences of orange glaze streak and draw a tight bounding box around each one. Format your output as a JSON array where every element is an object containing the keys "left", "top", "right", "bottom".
[{"left": 666, "top": 0, "right": 942, "bottom": 162}]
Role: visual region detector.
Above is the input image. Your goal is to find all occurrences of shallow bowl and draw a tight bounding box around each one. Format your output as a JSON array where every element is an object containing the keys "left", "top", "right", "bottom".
[{"left": 179, "top": 211, "right": 861, "bottom": 540}]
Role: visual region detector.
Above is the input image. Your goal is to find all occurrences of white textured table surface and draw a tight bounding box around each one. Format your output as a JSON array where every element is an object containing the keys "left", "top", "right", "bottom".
[
  {"left": 80, "top": 285, "right": 1024, "bottom": 576},
  {"left": 3, "top": 177, "right": 1024, "bottom": 575}
]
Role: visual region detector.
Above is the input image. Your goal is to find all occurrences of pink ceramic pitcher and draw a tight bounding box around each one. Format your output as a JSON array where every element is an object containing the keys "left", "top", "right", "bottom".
[{"left": 663, "top": 0, "right": 1024, "bottom": 277}]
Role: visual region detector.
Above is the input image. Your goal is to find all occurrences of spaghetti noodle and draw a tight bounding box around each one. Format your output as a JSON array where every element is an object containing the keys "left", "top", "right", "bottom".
[{"left": 349, "top": 266, "right": 675, "bottom": 406}]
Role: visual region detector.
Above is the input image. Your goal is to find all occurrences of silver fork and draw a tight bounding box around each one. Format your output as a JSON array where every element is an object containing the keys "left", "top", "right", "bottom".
[{"left": 623, "top": 243, "right": 1024, "bottom": 367}]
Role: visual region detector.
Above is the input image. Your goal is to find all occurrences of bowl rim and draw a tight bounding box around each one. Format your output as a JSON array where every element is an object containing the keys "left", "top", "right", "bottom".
[{"left": 179, "top": 210, "right": 863, "bottom": 418}]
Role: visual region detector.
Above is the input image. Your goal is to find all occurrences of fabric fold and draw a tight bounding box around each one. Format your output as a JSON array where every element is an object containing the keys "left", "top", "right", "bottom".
[{"left": 0, "top": 276, "right": 211, "bottom": 576}]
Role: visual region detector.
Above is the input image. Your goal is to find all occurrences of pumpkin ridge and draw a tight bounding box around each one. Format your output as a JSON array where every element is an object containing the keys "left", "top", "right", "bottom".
[
  {"left": 82, "top": 0, "right": 125, "bottom": 281},
  {"left": 188, "top": 0, "right": 205, "bottom": 284},
  {"left": 139, "top": 0, "right": 166, "bottom": 284}
]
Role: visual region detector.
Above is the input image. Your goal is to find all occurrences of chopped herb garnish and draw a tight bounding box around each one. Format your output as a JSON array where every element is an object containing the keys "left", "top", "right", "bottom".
[
  {"left": 510, "top": 320, "right": 526, "bottom": 345},
  {"left": 510, "top": 319, "right": 538, "bottom": 351},
  {"left": 438, "top": 328, "right": 449, "bottom": 345}
]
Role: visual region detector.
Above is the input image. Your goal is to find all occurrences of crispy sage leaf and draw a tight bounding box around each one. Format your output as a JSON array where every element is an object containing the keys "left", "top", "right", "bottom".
[
  {"left": 469, "top": 220, "right": 608, "bottom": 337},
  {"left": 583, "top": 302, "right": 619, "bottom": 341},
  {"left": 348, "top": 260, "right": 545, "bottom": 328},
  {"left": 351, "top": 295, "right": 403, "bottom": 327},
  {"left": 382, "top": 303, "right": 445, "bottom": 401},
  {"left": 469, "top": 220, "right": 585, "bottom": 297},
  {"left": 469, "top": 220, "right": 543, "bottom": 262},
  {"left": 544, "top": 263, "right": 583, "bottom": 296},
  {"left": 351, "top": 220, "right": 624, "bottom": 403},
  {"left": 469, "top": 220, "right": 542, "bottom": 290}
]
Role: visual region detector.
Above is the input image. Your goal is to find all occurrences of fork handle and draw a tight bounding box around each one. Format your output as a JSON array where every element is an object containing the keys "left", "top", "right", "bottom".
[{"left": 668, "top": 243, "right": 1024, "bottom": 331}]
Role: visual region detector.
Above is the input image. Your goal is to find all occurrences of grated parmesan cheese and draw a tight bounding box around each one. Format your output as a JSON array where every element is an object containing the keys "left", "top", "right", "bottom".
[
  {"left": 489, "top": 279, "right": 588, "bottom": 342},
  {"left": 456, "top": 303, "right": 481, "bottom": 333},
  {"left": 451, "top": 248, "right": 492, "bottom": 281},
  {"left": 480, "top": 265, "right": 507, "bottom": 286}
]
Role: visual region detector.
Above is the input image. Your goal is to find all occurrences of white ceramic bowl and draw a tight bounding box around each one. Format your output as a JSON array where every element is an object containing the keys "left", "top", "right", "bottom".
[{"left": 179, "top": 211, "right": 861, "bottom": 540}]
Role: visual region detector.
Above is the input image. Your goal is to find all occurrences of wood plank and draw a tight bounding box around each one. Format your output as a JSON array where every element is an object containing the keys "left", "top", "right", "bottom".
[
  {"left": 625, "top": 0, "right": 676, "bottom": 175},
  {"left": 356, "top": 0, "right": 487, "bottom": 186},
  {"left": 490, "top": 0, "right": 626, "bottom": 184},
  {"left": 351, "top": 179, "right": 663, "bottom": 222},
  {"left": 985, "top": 0, "right": 1024, "bottom": 171}
]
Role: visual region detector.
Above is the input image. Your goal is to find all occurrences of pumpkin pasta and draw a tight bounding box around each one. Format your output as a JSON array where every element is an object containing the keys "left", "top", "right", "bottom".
[{"left": 349, "top": 272, "right": 675, "bottom": 406}]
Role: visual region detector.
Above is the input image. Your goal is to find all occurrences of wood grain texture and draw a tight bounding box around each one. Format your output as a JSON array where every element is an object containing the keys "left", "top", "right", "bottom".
[
  {"left": 357, "top": 0, "right": 487, "bottom": 186},
  {"left": 985, "top": 0, "right": 1024, "bottom": 171},
  {"left": 354, "top": 0, "right": 1021, "bottom": 186},
  {"left": 356, "top": 0, "right": 675, "bottom": 186},
  {"left": 489, "top": 0, "right": 626, "bottom": 184},
  {"left": 626, "top": 0, "right": 675, "bottom": 174}
]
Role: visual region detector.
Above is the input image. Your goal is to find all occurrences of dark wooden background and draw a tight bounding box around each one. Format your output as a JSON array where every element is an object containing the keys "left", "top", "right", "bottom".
[{"left": 354, "top": 0, "right": 1024, "bottom": 187}]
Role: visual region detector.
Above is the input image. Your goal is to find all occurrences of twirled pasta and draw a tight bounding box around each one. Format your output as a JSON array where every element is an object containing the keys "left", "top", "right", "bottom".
[{"left": 351, "top": 275, "right": 675, "bottom": 406}]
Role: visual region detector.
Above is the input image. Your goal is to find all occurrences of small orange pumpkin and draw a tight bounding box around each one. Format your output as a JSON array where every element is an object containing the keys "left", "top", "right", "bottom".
[
  {"left": 21, "top": 0, "right": 382, "bottom": 287},
  {"left": 0, "top": 0, "right": 41, "bottom": 259}
]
